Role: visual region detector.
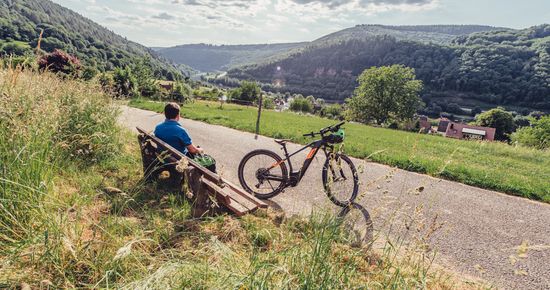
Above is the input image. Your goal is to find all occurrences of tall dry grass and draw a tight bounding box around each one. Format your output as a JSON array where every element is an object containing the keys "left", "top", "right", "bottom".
[{"left": 0, "top": 63, "right": 121, "bottom": 286}]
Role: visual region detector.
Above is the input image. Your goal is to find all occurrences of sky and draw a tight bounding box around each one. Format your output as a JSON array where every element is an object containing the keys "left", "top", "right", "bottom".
[{"left": 52, "top": 0, "right": 550, "bottom": 47}]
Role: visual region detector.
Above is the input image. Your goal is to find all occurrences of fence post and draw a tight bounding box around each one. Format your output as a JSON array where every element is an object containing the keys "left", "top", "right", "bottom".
[{"left": 255, "top": 94, "right": 263, "bottom": 140}]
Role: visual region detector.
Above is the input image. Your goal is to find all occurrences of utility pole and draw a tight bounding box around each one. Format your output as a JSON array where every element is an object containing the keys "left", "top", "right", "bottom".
[{"left": 255, "top": 94, "right": 263, "bottom": 140}]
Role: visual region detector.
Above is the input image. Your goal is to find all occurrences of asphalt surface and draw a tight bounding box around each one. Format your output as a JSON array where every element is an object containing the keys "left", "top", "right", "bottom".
[{"left": 119, "top": 106, "right": 550, "bottom": 289}]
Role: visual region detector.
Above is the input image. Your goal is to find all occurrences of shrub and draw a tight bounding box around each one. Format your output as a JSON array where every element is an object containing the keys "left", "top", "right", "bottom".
[
  {"left": 228, "top": 88, "right": 242, "bottom": 101},
  {"left": 0, "top": 42, "right": 30, "bottom": 56},
  {"left": 240, "top": 81, "right": 261, "bottom": 101},
  {"left": 172, "top": 81, "right": 193, "bottom": 103},
  {"left": 474, "top": 107, "right": 515, "bottom": 141},
  {"left": 81, "top": 65, "right": 99, "bottom": 81},
  {"left": 290, "top": 96, "right": 313, "bottom": 113},
  {"left": 38, "top": 49, "right": 81, "bottom": 76},
  {"left": 98, "top": 72, "right": 114, "bottom": 91},
  {"left": 446, "top": 103, "right": 464, "bottom": 114},
  {"left": 511, "top": 116, "right": 550, "bottom": 149},
  {"left": 262, "top": 96, "right": 275, "bottom": 109},
  {"left": 321, "top": 104, "right": 343, "bottom": 119},
  {"left": 113, "top": 66, "right": 138, "bottom": 97}
]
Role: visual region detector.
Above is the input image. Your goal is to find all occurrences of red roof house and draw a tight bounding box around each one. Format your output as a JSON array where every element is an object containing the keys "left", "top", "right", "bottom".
[
  {"left": 444, "top": 122, "right": 496, "bottom": 141},
  {"left": 437, "top": 118, "right": 450, "bottom": 133}
]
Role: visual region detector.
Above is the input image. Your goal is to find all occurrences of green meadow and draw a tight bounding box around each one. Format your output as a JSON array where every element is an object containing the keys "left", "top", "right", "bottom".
[{"left": 129, "top": 99, "right": 550, "bottom": 202}]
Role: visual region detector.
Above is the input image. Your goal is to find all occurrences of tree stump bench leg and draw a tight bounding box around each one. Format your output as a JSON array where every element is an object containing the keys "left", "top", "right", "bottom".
[{"left": 184, "top": 167, "right": 224, "bottom": 218}]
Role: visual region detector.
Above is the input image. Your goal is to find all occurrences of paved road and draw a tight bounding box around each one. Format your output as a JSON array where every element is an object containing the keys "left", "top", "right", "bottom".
[{"left": 119, "top": 106, "right": 550, "bottom": 289}]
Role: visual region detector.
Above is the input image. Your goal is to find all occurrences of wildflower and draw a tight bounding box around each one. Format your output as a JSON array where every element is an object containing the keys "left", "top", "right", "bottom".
[{"left": 176, "top": 158, "right": 189, "bottom": 173}]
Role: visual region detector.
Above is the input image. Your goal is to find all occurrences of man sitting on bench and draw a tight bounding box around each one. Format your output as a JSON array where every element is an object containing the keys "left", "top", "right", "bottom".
[{"left": 154, "top": 102, "right": 216, "bottom": 172}]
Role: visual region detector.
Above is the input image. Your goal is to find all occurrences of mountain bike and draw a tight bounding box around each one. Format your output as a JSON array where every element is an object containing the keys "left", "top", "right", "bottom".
[{"left": 238, "top": 122, "right": 359, "bottom": 207}]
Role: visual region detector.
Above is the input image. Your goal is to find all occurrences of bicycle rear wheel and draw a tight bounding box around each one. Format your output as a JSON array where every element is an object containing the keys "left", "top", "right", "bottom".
[
  {"left": 322, "top": 153, "right": 359, "bottom": 207},
  {"left": 238, "top": 149, "right": 288, "bottom": 199}
]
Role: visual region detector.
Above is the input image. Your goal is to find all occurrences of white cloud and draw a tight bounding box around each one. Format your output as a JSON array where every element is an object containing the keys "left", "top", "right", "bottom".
[{"left": 53, "top": 0, "right": 440, "bottom": 45}]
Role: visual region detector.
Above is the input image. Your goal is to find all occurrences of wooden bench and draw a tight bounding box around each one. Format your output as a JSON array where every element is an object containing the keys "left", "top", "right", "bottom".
[{"left": 136, "top": 127, "right": 267, "bottom": 217}]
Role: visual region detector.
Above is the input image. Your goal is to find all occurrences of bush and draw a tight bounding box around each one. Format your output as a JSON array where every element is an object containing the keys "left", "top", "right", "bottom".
[
  {"left": 290, "top": 97, "right": 313, "bottom": 113},
  {"left": 38, "top": 49, "right": 81, "bottom": 76},
  {"left": 113, "top": 66, "right": 138, "bottom": 97},
  {"left": 321, "top": 104, "right": 343, "bottom": 119},
  {"left": 511, "top": 116, "right": 550, "bottom": 149},
  {"left": 0, "top": 42, "right": 30, "bottom": 56},
  {"left": 514, "top": 115, "right": 531, "bottom": 128},
  {"left": 81, "top": 66, "right": 99, "bottom": 81},
  {"left": 1, "top": 55, "right": 36, "bottom": 70},
  {"left": 172, "top": 81, "right": 193, "bottom": 103},
  {"left": 262, "top": 96, "right": 275, "bottom": 109},
  {"left": 446, "top": 103, "right": 464, "bottom": 114},
  {"left": 228, "top": 88, "right": 242, "bottom": 101},
  {"left": 474, "top": 107, "right": 515, "bottom": 141},
  {"left": 238, "top": 80, "right": 261, "bottom": 102}
]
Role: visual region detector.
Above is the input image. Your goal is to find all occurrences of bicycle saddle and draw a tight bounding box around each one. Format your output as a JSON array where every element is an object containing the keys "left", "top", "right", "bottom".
[{"left": 274, "top": 139, "right": 291, "bottom": 145}]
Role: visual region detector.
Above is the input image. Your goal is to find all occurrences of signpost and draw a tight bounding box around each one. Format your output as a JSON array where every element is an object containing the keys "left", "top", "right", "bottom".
[
  {"left": 219, "top": 94, "right": 227, "bottom": 109},
  {"left": 255, "top": 94, "right": 263, "bottom": 140}
]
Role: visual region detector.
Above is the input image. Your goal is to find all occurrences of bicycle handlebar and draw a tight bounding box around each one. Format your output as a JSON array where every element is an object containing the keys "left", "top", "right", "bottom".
[{"left": 303, "top": 121, "right": 345, "bottom": 138}]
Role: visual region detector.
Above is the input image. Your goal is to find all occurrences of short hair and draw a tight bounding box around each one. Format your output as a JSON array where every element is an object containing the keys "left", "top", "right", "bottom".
[{"left": 164, "top": 102, "right": 180, "bottom": 119}]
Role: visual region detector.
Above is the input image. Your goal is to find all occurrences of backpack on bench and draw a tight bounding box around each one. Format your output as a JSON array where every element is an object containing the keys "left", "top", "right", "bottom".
[{"left": 188, "top": 153, "right": 217, "bottom": 173}]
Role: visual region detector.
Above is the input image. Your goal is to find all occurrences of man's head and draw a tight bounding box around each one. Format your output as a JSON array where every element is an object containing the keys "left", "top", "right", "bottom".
[{"left": 164, "top": 102, "right": 180, "bottom": 120}]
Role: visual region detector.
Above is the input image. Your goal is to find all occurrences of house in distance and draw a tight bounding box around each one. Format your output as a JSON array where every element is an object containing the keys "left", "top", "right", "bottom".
[{"left": 439, "top": 120, "right": 496, "bottom": 141}]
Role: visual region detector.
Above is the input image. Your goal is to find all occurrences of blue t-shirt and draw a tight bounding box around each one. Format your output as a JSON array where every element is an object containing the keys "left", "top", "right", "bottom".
[{"left": 154, "top": 120, "right": 192, "bottom": 155}]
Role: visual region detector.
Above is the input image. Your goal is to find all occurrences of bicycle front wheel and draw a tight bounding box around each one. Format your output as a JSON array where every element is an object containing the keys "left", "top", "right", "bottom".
[
  {"left": 238, "top": 149, "right": 288, "bottom": 199},
  {"left": 322, "top": 153, "right": 359, "bottom": 207}
]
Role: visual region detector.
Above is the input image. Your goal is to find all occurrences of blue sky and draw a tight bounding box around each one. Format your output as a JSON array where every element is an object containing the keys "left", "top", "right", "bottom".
[{"left": 52, "top": 0, "right": 550, "bottom": 47}]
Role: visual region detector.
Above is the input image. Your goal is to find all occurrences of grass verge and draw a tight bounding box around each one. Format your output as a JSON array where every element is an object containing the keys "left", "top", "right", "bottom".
[
  {"left": 129, "top": 99, "right": 550, "bottom": 202},
  {"left": 0, "top": 66, "right": 485, "bottom": 288}
]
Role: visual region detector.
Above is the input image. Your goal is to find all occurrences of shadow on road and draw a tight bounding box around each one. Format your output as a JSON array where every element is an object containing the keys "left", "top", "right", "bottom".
[{"left": 338, "top": 203, "right": 374, "bottom": 247}]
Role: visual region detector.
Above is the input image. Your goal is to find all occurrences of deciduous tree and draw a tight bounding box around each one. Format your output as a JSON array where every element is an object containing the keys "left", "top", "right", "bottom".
[
  {"left": 346, "top": 65, "right": 423, "bottom": 125},
  {"left": 474, "top": 107, "right": 515, "bottom": 141}
]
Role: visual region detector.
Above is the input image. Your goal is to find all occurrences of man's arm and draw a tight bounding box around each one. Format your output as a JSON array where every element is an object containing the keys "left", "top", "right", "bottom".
[
  {"left": 178, "top": 127, "right": 203, "bottom": 155},
  {"left": 186, "top": 144, "right": 203, "bottom": 155}
]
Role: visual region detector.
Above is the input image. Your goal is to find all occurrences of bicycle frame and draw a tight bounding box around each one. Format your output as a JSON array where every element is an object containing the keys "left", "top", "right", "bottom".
[{"left": 268, "top": 139, "right": 333, "bottom": 187}]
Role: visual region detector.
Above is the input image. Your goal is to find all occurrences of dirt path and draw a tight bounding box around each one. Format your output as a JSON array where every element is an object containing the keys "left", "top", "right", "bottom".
[{"left": 119, "top": 106, "right": 550, "bottom": 289}]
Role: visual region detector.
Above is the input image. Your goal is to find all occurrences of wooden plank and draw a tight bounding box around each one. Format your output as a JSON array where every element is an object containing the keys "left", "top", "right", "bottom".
[
  {"left": 201, "top": 177, "right": 231, "bottom": 205},
  {"left": 225, "top": 188, "right": 258, "bottom": 211},
  {"left": 202, "top": 179, "right": 258, "bottom": 212},
  {"left": 224, "top": 180, "right": 269, "bottom": 209},
  {"left": 225, "top": 198, "right": 249, "bottom": 217},
  {"left": 202, "top": 178, "right": 250, "bottom": 215}
]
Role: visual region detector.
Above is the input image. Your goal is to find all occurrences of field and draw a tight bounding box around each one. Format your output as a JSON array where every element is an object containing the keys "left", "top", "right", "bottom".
[
  {"left": 1, "top": 67, "right": 482, "bottom": 288},
  {"left": 129, "top": 99, "right": 550, "bottom": 202}
]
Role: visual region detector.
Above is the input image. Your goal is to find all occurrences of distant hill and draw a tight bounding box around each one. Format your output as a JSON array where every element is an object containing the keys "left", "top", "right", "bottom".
[
  {"left": 156, "top": 43, "right": 306, "bottom": 73},
  {"left": 157, "top": 25, "right": 502, "bottom": 73},
  {"left": 312, "top": 24, "right": 506, "bottom": 45},
  {"left": 0, "top": 0, "right": 180, "bottom": 79},
  {"left": 227, "top": 24, "right": 550, "bottom": 110}
]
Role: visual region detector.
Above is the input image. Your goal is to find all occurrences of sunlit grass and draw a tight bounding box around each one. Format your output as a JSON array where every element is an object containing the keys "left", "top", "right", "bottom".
[{"left": 129, "top": 99, "right": 550, "bottom": 202}]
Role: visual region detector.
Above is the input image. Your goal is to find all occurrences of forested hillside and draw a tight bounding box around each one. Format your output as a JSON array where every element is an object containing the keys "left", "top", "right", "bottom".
[
  {"left": 0, "top": 0, "right": 180, "bottom": 78},
  {"left": 157, "top": 25, "right": 498, "bottom": 73},
  {"left": 228, "top": 25, "right": 550, "bottom": 110},
  {"left": 312, "top": 24, "right": 504, "bottom": 46},
  {"left": 156, "top": 43, "right": 305, "bottom": 72}
]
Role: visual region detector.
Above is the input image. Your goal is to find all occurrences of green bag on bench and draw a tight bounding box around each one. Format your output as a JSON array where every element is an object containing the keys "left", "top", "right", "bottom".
[{"left": 193, "top": 154, "right": 217, "bottom": 173}]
